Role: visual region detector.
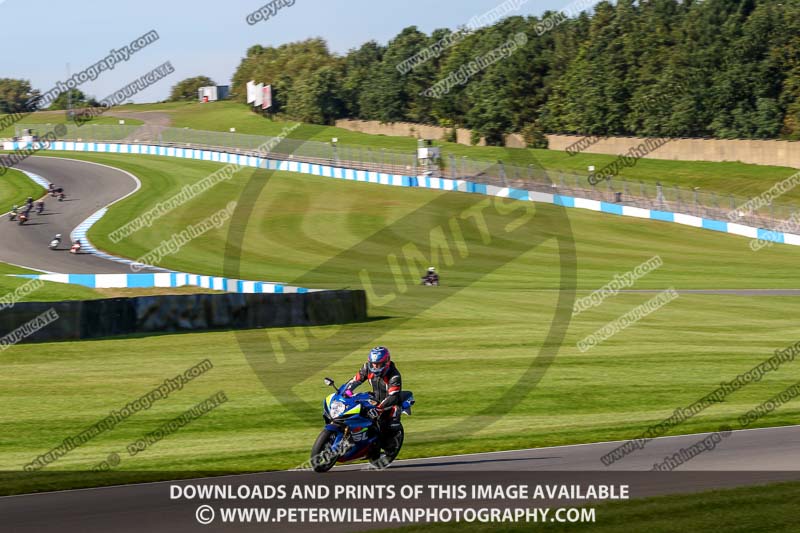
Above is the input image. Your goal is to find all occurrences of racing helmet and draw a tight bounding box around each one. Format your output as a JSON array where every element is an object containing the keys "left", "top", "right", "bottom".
[{"left": 368, "top": 346, "right": 391, "bottom": 375}]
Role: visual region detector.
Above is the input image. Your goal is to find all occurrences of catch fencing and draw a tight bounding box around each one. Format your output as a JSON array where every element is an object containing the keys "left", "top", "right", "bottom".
[
  {"left": 15, "top": 123, "right": 799, "bottom": 231},
  {"left": 442, "top": 155, "right": 800, "bottom": 232},
  {"left": 15, "top": 123, "right": 418, "bottom": 176}
]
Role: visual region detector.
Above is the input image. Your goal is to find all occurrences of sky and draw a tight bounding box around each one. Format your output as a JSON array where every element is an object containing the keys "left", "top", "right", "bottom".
[{"left": 0, "top": 0, "right": 568, "bottom": 103}]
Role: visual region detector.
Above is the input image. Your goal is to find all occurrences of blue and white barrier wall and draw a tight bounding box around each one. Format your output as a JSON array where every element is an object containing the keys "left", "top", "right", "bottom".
[
  {"left": 4, "top": 140, "right": 797, "bottom": 250},
  {"left": 10, "top": 272, "right": 312, "bottom": 293}
]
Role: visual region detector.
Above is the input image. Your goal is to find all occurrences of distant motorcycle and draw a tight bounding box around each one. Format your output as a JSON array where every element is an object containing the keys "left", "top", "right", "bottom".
[
  {"left": 58, "top": 192, "right": 66, "bottom": 202},
  {"left": 36, "top": 201, "right": 44, "bottom": 214},
  {"left": 8, "top": 211, "right": 17, "bottom": 221},
  {"left": 18, "top": 213, "right": 28, "bottom": 225},
  {"left": 70, "top": 241, "right": 82, "bottom": 254},
  {"left": 49, "top": 234, "right": 62, "bottom": 250},
  {"left": 421, "top": 267, "right": 439, "bottom": 286},
  {"left": 421, "top": 274, "right": 439, "bottom": 286}
]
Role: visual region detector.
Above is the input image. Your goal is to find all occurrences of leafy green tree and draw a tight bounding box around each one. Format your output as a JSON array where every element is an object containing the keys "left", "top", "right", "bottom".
[
  {"left": 342, "top": 41, "right": 383, "bottom": 117},
  {"left": 231, "top": 38, "right": 337, "bottom": 116},
  {"left": 229, "top": 0, "right": 800, "bottom": 139},
  {"left": 286, "top": 65, "right": 345, "bottom": 124},
  {"left": 47, "top": 89, "right": 97, "bottom": 110},
  {"left": 0, "top": 78, "right": 37, "bottom": 113},
  {"left": 357, "top": 27, "right": 431, "bottom": 123},
  {"left": 169, "top": 76, "right": 216, "bottom": 101},
  {"left": 778, "top": 1, "right": 800, "bottom": 139}
]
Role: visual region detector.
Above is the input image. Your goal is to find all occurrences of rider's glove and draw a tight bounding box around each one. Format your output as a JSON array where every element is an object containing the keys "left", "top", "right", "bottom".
[
  {"left": 368, "top": 408, "right": 380, "bottom": 420},
  {"left": 343, "top": 389, "right": 353, "bottom": 398}
]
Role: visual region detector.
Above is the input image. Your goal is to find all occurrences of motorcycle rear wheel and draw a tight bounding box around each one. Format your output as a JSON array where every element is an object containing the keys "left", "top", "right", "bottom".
[{"left": 310, "top": 429, "right": 339, "bottom": 473}]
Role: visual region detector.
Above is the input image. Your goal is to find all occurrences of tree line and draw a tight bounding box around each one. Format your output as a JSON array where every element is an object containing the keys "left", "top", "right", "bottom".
[
  {"left": 231, "top": 0, "right": 800, "bottom": 145},
  {"left": 2, "top": 0, "right": 798, "bottom": 146},
  {"left": 0, "top": 76, "right": 216, "bottom": 114}
]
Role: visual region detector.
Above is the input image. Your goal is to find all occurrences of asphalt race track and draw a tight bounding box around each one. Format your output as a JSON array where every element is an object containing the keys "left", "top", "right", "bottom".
[
  {"left": 350, "top": 425, "right": 800, "bottom": 471},
  {"left": 0, "top": 155, "right": 138, "bottom": 274},
  {"left": 1, "top": 425, "right": 798, "bottom": 532}
]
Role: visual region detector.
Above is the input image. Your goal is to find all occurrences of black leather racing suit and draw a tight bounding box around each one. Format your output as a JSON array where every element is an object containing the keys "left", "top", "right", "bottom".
[
  {"left": 423, "top": 273, "right": 439, "bottom": 284},
  {"left": 345, "top": 361, "right": 402, "bottom": 438}
]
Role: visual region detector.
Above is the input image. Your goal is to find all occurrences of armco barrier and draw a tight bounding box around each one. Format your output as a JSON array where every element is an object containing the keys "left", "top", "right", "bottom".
[
  {"left": 0, "top": 290, "right": 366, "bottom": 343},
  {"left": 4, "top": 140, "right": 799, "bottom": 254}
]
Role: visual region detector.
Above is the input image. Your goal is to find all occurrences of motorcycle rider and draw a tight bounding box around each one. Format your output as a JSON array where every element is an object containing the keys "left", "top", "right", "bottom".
[
  {"left": 344, "top": 346, "right": 402, "bottom": 447},
  {"left": 50, "top": 234, "right": 62, "bottom": 249},
  {"left": 422, "top": 266, "right": 439, "bottom": 285}
]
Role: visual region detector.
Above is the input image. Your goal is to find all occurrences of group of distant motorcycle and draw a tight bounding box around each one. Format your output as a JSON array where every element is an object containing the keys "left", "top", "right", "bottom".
[{"left": 8, "top": 184, "right": 82, "bottom": 253}]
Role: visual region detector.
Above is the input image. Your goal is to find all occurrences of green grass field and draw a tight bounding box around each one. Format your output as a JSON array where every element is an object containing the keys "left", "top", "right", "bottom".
[
  {"left": 0, "top": 111, "right": 142, "bottom": 138},
  {"left": 0, "top": 168, "right": 45, "bottom": 210},
  {"left": 105, "top": 101, "right": 800, "bottom": 204},
  {"left": 389, "top": 481, "right": 800, "bottom": 533},
  {"left": 2, "top": 151, "right": 800, "bottom": 494},
  {"left": 8, "top": 102, "right": 800, "bottom": 207}
]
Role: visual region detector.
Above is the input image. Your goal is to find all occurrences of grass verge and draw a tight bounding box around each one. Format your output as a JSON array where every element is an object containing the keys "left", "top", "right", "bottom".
[
  {"left": 0, "top": 168, "right": 45, "bottom": 211},
  {"left": 109, "top": 101, "right": 800, "bottom": 204},
  {"left": 0, "top": 152, "right": 798, "bottom": 494}
]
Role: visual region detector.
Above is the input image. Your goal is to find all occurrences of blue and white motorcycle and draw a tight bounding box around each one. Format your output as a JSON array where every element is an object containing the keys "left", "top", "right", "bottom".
[{"left": 310, "top": 377, "right": 414, "bottom": 472}]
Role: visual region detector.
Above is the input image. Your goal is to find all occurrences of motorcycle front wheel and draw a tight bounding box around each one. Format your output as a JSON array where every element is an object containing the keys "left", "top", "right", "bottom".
[{"left": 310, "top": 429, "right": 339, "bottom": 473}]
